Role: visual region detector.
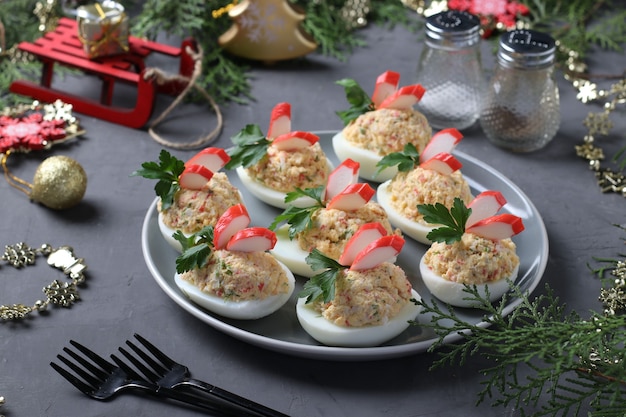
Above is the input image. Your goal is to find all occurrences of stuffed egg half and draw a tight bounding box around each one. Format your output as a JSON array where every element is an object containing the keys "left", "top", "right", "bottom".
[
  {"left": 332, "top": 108, "right": 431, "bottom": 183},
  {"left": 296, "top": 263, "right": 421, "bottom": 347},
  {"left": 419, "top": 233, "right": 520, "bottom": 307},
  {"left": 175, "top": 250, "right": 295, "bottom": 320}
]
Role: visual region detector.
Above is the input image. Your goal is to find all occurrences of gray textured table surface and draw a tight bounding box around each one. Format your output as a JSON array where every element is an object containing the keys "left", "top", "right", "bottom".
[{"left": 1, "top": 21, "right": 624, "bottom": 417}]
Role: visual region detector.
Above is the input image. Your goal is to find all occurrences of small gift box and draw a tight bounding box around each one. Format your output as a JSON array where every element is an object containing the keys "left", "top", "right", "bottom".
[{"left": 76, "top": 1, "right": 129, "bottom": 59}]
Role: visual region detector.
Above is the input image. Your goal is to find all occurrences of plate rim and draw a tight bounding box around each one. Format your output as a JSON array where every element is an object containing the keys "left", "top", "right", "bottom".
[{"left": 141, "top": 132, "right": 549, "bottom": 361}]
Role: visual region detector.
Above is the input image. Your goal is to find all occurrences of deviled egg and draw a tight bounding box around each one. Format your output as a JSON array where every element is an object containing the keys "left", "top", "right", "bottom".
[
  {"left": 417, "top": 194, "right": 524, "bottom": 307},
  {"left": 377, "top": 166, "right": 472, "bottom": 245},
  {"left": 419, "top": 234, "right": 519, "bottom": 307},
  {"left": 175, "top": 250, "right": 295, "bottom": 320},
  {"left": 174, "top": 203, "right": 295, "bottom": 319},
  {"left": 295, "top": 227, "right": 420, "bottom": 347},
  {"left": 227, "top": 102, "right": 332, "bottom": 209},
  {"left": 333, "top": 70, "right": 432, "bottom": 182}
]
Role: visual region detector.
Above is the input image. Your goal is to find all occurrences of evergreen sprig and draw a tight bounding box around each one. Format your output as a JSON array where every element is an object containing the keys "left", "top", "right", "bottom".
[{"left": 414, "top": 284, "right": 626, "bottom": 416}]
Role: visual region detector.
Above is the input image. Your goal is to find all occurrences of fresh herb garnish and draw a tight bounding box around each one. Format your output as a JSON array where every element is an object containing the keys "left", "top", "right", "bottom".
[
  {"left": 225, "top": 124, "right": 271, "bottom": 169},
  {"left": 335, "top": 78, "right": 375, "bottom": 126},
  {"left": 269, "top": 186, "right": 325, "bottom": 239},
  {"left": 173, "top": 226, "right": 214, "bottom": 274},
  {"left": 131, "top": 149, "right": 185, "bottom": 210},
  {"left": 298, "top": 249, "right": 346, "bottom": 303},
  {"left": 375, "top": 143, "right": 421, "bottom": 175},
  {"left": 417, "top": 197, "right": 472, "bottom": 244}
]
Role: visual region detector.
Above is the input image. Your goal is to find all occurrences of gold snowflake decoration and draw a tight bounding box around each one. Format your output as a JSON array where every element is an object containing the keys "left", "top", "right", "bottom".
[
  {"left": 583, "top": 112, "right": 613, "bottom": 136},
  {"left": 576, "top": 80, "right": 598, "bottom": 103}
]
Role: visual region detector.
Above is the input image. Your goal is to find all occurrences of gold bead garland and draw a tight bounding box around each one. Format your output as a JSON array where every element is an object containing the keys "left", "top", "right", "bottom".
[{"left": 0, "top": 243, "right": 87, "bottom": 321}]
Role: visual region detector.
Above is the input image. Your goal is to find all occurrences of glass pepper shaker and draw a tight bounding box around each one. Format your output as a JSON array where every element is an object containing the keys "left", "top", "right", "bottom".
[
  {"left": 415, "top": 10, "right": 483, "bottom": 130},
  {"left": 480, "top": 29, "right": 560, "bottom": 152}
]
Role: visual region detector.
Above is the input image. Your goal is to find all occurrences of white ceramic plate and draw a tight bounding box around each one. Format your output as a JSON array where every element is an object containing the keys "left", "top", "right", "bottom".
[{"left": 141, "top": 131, "right": 548, "bottom": 361}]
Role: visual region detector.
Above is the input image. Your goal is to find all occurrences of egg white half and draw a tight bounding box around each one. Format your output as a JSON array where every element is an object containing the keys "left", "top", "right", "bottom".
[
  {"left": 332, "top": 132, "right": 397, "bottom": 183},
  {"left": 174, "top": 261, "right": 295, "bottom": 320},
  {"left": 270, "top": 225, "right": 316, "bottom": 278},
  {"left": 235, "top": 159, "right": 333, "bottom": 209},
  {"left": 376, "top": 180, "right": 434, "bottom": 245},
  {"left": 419, "top": 255, "right": 518, "bottom": 308},
  {"left": 295, "top": 289, "right": 421, "bottom": 347},
  {"left": 158, "top": 212, "right": 186, "bottom": 252}
]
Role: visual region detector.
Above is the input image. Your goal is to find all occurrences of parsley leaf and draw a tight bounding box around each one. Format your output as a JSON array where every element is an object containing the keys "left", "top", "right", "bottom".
[
  {"left": 298, "top": 249, "right": 345, "bottom": 303},
  {"left": 131, "top": 149, "right": 185, "bottom": 210},
  {"left": 174, "top": 226, "right": 214, "bottom": 274},
  {"left": 335, "top": 78, "right": 375, "bottom": 126},
  {"left": 375, "top": 143, "right": 421, "bottom": 175},
  {"left": 225, "top": 124, "right": 271, "bottom": 169},
  {"left": 269, "top": 186, "right": 325, "bottom": 239},
  {"left": 417, "top": 197, "right": 471, "bottom": 244}
]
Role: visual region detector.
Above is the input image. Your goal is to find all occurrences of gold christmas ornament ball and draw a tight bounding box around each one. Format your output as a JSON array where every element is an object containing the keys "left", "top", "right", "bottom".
[{"left": 30, "top": 156, "right": 87, "bottom": 210}]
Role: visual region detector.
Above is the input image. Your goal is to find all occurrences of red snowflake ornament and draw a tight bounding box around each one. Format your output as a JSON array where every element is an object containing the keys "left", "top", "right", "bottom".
[
  {"left": 0, "top": 113, "right": 67, "bottom": 153},
  {"left": 0, "top": 101, "right": 83, "bottom": 154},
  {"left": 448, "top": 0, "right": 529, "bottom": 37}
]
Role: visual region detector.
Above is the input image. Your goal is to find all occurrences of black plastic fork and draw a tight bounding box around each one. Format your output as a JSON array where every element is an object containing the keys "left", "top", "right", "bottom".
[
  {"left": 116, "top": 333, "right": 289, "bottom": 417},
  {"left": 50, "top": 340, "right": 244, "bottom": 416}
]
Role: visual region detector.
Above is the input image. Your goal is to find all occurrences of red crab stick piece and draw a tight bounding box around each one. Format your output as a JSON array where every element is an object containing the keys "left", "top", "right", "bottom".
[
  {"left": 350, "top": 235, "right": 405, "bottom": 271},
  {"left": 178, "top": 165, "right": 214, "bottom": 190},
  {"left": 466, "top": 213, "right": 525, "bottom": 240},
  {"left": 213, "top": 204, "right": 251, "bottom": 249},
  {"left": 371, "top": 70, "right": 400, "bottom": 108},
  {"left": 324, "top": 158, "right": 360, "bottom": 201},
  {"left": 378, "top": 84, "right": 426, "bottom": 110},
  {"left": 338, "top": 222, "right": 388, "bottom": 266},
  {"left": 226, "top": 227, "right": 277, "bottom": 252},
  {"left": 420, "top": 152, "right": 462, "bottom": 175},
  {"left": 419, "top": 128, "right": 463, "bottom": 163},
  {"left": 186, "top": 147, "right": 230, "bottom": 172},
  {"left": 466, "top": 191, "right": 507, "bottom": 228},
  {"left": 270, "top": 131, "right": 319, "bottom": 151},
  {"left": 267, "top": 102, "right": 291, "bottom": 139},
  {"left": 326, "top": 183, "right": 375, "bottom": 211}
]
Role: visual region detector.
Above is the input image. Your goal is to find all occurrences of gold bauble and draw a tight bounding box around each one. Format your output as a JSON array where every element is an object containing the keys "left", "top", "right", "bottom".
[{"left": 30, "top": 156, "right": 87, "bottom": 210}]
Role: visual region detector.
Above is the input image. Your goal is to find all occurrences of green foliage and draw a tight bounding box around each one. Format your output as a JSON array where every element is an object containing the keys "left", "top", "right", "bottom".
[
  {"left": 298, "top": 249, "right": 345, "bottom": 303},
  {"left": 174, "top": 225, "right": 214, "bottom": 273},
  {"left": 130, "top": 150, "right": 185, "bottom": 210},
  {"left": 269, "top": 186, "right": 325, "bottom": 239},
  {"left": 519, "top": 0, "right": 626, "bottom": 61},
  {"left": 335, "top": 78, "right": 374, "bottom": 125},
  {"left": 418, "top": 198, "right": 471, "bottom": 244},
  {"left": 225, "top": 124, "right": 270, "bottom": 169},
  {"left": 376, "top": 143, "right": 421, "bottom": 174},
  {"left": 415, "top": 284, "right": 626, "bottom": 416}
]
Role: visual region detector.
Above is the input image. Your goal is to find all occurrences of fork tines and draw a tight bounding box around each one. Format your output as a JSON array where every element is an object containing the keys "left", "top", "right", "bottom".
[{"left": 50, "top": 340, "right": 118, "bottom": 399}]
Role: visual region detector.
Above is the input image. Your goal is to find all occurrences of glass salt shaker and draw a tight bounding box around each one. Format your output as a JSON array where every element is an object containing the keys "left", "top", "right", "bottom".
[
  {"left": 415, "top": 10, "right": 483, "bottom": 130},
  {"left": 480, "top": 29, "right": 560, "bottom": 152}
]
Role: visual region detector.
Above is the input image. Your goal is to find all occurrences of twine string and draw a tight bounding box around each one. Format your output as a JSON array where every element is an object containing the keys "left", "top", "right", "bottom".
[
  {"left": 143, "top": 44, "right": 223, "bottom": 150},
  {"left": 1, "top": 151, "right": 32, "bottom": 196}
]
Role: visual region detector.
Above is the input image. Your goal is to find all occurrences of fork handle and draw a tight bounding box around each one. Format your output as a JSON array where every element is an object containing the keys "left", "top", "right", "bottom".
[
  {"left": 175, "top": 379, "right": 290, "bottom": 417},
  {"left": 151, "top": 386, "right": 256, "bottom": 417}
]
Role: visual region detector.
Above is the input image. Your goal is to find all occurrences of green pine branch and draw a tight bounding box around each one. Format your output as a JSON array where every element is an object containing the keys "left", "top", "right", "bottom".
[{"left": 415, "top": 283, "right": 626, "bottom": 416}]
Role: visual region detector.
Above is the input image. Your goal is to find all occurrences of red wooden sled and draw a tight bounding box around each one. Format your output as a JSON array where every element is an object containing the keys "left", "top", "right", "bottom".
[{"left": 10, "top": 18, "right": 196, "bottom": 128}]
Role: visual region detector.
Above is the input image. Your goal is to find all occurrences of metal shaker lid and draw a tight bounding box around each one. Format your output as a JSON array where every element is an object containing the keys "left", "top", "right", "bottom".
[
  {"left": 498, "top": 29, "right": 556, "bottom": 69},
  {"left": 425, "top": 10, "right": 481, "bottom": 50}
]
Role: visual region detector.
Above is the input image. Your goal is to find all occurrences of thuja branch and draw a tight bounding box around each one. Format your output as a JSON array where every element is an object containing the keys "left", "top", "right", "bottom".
[{"left": 414, "top": 285, "right": 626, "bottom": 416}]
